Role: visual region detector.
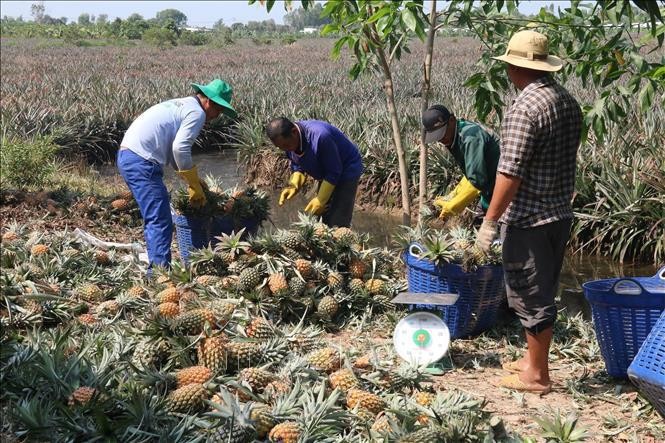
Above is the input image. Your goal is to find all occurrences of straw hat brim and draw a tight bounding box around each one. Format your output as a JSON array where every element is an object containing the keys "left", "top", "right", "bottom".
[{"left": 492, "top": 54, "right": 563, "bottom": 72}]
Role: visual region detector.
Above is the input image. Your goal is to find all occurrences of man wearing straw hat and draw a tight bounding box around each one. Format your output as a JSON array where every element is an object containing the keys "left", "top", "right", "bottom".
[
  {"left": 476, "top": 30, "right": 583, "bottom": 394},
  {"left": 117, "top": 79, "right": 236, "bottom": 269}
]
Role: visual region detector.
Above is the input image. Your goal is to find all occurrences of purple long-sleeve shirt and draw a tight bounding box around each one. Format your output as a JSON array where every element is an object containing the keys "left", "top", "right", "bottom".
[{"left": 287, "top": 120, "right": 363, "bottom": 185}]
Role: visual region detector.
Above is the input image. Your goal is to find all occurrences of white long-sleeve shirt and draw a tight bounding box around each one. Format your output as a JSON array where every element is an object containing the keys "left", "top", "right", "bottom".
[{"left": 121, "top": 96, "right": 206, "bottom": 170}]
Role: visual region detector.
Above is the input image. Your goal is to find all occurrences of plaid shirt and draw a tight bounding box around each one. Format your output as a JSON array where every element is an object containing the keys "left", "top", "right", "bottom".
[{"left": 498, "top": 75, "right": 582, "bottom": 227}]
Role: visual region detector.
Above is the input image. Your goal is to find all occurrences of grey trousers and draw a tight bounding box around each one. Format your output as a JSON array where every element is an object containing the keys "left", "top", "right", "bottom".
[
  {"left": 500, "top": 218, "right": 572, "bottom": 334},
  {"left": 321, "top": 179, "right": 359, "bottom": 228}
]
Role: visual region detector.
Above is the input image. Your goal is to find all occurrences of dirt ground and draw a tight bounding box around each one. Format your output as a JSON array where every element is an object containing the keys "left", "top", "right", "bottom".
[{"left": 325, "top": 321, "right": 665, "bottom": 442}]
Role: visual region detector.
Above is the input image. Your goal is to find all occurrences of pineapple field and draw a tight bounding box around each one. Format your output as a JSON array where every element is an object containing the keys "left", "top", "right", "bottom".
[{"left": 1, "top": 33, "right": 664, "bottom": 441}]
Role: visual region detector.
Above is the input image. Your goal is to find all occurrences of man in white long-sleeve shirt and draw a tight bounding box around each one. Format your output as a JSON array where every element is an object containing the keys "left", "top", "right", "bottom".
[{"left": 117, "top": 79, "right": 236, "bottom": 268}]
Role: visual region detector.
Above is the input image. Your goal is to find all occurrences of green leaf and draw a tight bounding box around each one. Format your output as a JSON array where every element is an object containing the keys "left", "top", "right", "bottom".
[
  {"left": 638, "top": 81, "right": 654, "bottom": 113},
  {"left": 401, "top": 8, "right": 418, "bottom": 33}
]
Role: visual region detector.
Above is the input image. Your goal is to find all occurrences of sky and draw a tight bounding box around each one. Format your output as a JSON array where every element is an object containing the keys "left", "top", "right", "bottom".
[{"left": 0, "top": 1, "right": 566, "bottom": 26}]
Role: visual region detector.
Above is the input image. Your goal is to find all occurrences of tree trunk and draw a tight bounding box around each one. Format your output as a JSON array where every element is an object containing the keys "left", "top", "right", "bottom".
[
  {"left": 418, "top": 0, "right": 438, "bottom": 224},
  {"left": 376, "top": 48, "right": 411, "bottom": 226}
]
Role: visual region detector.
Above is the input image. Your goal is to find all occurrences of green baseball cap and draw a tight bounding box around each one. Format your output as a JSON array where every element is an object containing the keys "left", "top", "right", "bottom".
[{"left": 191, "top": 79, "right": 237, "bottom": 118}]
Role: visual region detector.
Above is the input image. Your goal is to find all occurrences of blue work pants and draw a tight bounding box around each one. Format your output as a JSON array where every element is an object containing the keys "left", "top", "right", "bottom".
[{"left": 117, "top": 149, "right": 172, "bottom": 268}]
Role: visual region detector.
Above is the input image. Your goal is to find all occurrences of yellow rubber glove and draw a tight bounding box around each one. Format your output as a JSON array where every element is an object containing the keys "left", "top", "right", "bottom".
[
  {"left": 279, "top": 172, "right": 306, "bottom": 206},
  {"left": 177, "top": 166, "right": 207, "bottom": 208},
  {"left": 305, "top": 180, "right": 335, "bottom": 215},
  {"left": 433, "top": 177, "right": 481, "bottom": 219}
]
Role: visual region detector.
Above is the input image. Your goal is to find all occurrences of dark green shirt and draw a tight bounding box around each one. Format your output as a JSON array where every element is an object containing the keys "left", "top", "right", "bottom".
[{"left": 447, "top": 119, "right": 500, "bottom": 209}]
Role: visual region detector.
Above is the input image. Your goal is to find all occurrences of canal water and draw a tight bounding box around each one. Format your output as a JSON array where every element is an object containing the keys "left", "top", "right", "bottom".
[{"left": 101, "top": 150, "right": 660, "bottom": 318}]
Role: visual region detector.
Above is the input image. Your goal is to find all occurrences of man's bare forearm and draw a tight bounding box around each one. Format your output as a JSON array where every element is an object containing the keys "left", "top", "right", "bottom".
[{"left": 486, "top": 173, "right": 522, "bottom": 221}]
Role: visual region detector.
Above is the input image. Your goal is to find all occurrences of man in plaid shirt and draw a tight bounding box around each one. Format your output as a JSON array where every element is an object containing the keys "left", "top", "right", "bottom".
[{"left": 476, "top": 30, "right": 582, "bottom": 394}]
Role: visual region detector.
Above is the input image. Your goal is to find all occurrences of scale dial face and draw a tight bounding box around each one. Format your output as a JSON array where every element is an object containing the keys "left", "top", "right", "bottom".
[{"left": 393, "top": 312, "right": 450, "bottom": 366}]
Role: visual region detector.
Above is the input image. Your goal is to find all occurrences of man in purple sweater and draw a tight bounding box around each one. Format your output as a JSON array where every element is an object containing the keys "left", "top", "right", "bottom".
[{"left": 266, "top": 117, "right": 363, "bottom": 228}]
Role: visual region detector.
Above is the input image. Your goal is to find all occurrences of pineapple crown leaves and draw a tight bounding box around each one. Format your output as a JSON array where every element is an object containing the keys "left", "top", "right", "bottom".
[
  {"left": 534, "top": 409, "right": 589, "bottom": 443},
  {"left": 298, "top": 383, "right": 351, "bottom": 440},
  {"left": 213, "top": 229, "right": 250, "bottom": 256},
  {"left": 205, "top": 388, "right": 256, "bottom": 430}
]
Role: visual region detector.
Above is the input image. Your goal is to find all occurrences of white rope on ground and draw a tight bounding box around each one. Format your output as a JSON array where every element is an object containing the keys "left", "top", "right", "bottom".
[{"left": 73, "top": 228, "right": 149, "bottom": 264}]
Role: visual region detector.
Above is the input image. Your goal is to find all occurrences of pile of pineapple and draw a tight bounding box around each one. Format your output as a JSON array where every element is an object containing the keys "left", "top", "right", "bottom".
[
  {"left": 172, "top": 179, "right": 270, "bottom": 224},
  {"left": 1, "top": 220, "right": 501, "bottom": 442},
  {"left": 70, "top": 189, "right": 143, "bottom": 227},
  {"left": 395, "top": 224, "right": 503, "bottom": 271},
  {"left": 186, "top": 213, "right": 406, "bottom": 324}
]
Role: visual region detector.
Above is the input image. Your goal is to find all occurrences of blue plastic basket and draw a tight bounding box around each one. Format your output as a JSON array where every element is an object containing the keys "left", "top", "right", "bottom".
[
  {"left": 172, "top": 209, "right": 261, "bottom": 265},
  {"left": 583, "top": 266, "right": 665, "bottom": 378},
  {"left": 628, "top": 308, "right": 665, "bottom": 418},
  {"left": 404, "top": 243, "right": 506, "bottom": 339}
]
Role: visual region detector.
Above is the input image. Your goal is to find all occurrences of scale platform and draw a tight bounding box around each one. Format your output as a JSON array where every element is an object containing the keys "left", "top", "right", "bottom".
[{"left": 391, "top": 292, "right": 459, "bottom": 375}]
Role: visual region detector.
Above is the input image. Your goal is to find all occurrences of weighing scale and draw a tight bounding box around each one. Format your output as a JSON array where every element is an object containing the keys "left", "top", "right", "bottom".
[{"left": 391, "top": 292, "right": 459, "bottom": 375}]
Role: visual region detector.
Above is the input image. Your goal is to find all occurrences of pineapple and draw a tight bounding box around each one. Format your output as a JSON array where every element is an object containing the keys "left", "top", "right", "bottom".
[
  {"left": 371, "top": 412, "right": 394, "bottom": 435},
  {"left": 167, "top": 383, "right": 207, "bottom": 412},
  {"left": 250, "top": 404, "right": 276, "bottom": 439},
  {"left": 349, "top": 278, "right": 366, "bottom": 294},
  {"left": 365, "top": 279, "right": 385, "bottom": 295},
  {"left": 373, "top": 294, "right": 395, "bottom": 311},
  {"left": 156, "top": 287, "right": 180, "bottom": 304},
  {"left": 306, "top": 347, "right": 341, "bottom": 373},
  {"left": 155, "top": 302, "right": 180, "bottom": 318},
  {"left": 30, "top": 244, "right": 49, "bottom": 256},
  {"left": 349, "top": 259, "right": 367, "bottom": 279},
  {"left": 179, "top": 289, "right": 199, "bottom": 307},
  {"left": 294, "top": 259, "right": 313, "bottom": 278},
  {"left": 95, "top": 300, "right": 120, "bottom": 316},
  {"left": 174, "top": 308, "right": 215, "bottom": 335},
  {"left": 76, "top": 283, "right": 104, "bottom": 302},
  {"left": 245, "top": 317, "right": 275, "bottom": 339},
  {"left": 126, "top": 285, "right": 146, "bottom": 298},
  {"left": 197, "top": 335, "right": 227, "bottom": 373},
  {"left": 176, "top": 366, "right": 213, "bottom": 388},
  {"left": 288, "top": 277, "right": 306, "bottom": 297},
  {"left": 332, "top": 226, "right": 355, "bottom": 242},
  {"left": 353, "top": 354, "right": 372, "bottom": 369},
  {"left": 94, "top": 250, "right": 110, "bottom": 265},
  {"left": 111, "top": 198, "right": 129, "bottom": 210},
  {"left": 207, "top": 300, "right": 236, "bottom": 322},
  {"left": 219, "top": 275, "right": 239, "bottom": 290},
  {"left": 195, "top": 274, "right": 220, "bottom": 287},
  {"left": 68, "top": 386, "right": 96, "bottom": 406},
  {"left": 238, "top": 267, "right": 262, "bottom": 291},
  {"left": 264, "top": 380, "right": 291, "bottom": 401},
  {"left": 317, "top": 295, "right": 339, "bottom": 318},
  {"left": 227, "top": 258, "right": 249, "bottom": 275},
  {"left": 268, "top": 272, "right": 288, "bottom": 296},
  {"left": 346, "top": 389, "right": 385, "bottom": 414},
  {"left": 414, "top": 391, "right": 435, "bottom": 407},
  {"left": 278, "top": 230, "right": 301, "bottom": 250},
  {"left": 326, "top": 271, "right": 344, "bottom": 291},
  {"left": 118, "top": 189, "right": 133, "bottom": 200},
  {"left": 329, "top": 368, "right": 360, "bottom": 392},
  {"left": 226, "top": 340, "right": 262, "bottom": 368},
  {"left": 313, "top": 223, "right": 329, "bottom": 240},
  {"left": 214, "top": 230, "right": 251, "bottom": 264},
  {"left": 239, "top": 367, "right": 275, "bottom": 391},
  {"left": 269, "top": 421, "right": 302, "bottom": 443},
  {"left": 77, "top": 313, "right": 98, "bottom": 326},
  {"left": 133, "top": 339, "right": 170, "bottom": 369},
  {"left": 2, "top": 231, "right": 19, "bottom": 242}
]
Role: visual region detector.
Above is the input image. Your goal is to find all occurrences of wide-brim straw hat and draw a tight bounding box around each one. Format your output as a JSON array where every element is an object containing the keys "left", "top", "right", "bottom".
[
  {"left": 191, "top": 79, "right": 237, "bottom": 118},
  {"left": 493, "top": 30, "right": 563, "bottom": 72}
]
